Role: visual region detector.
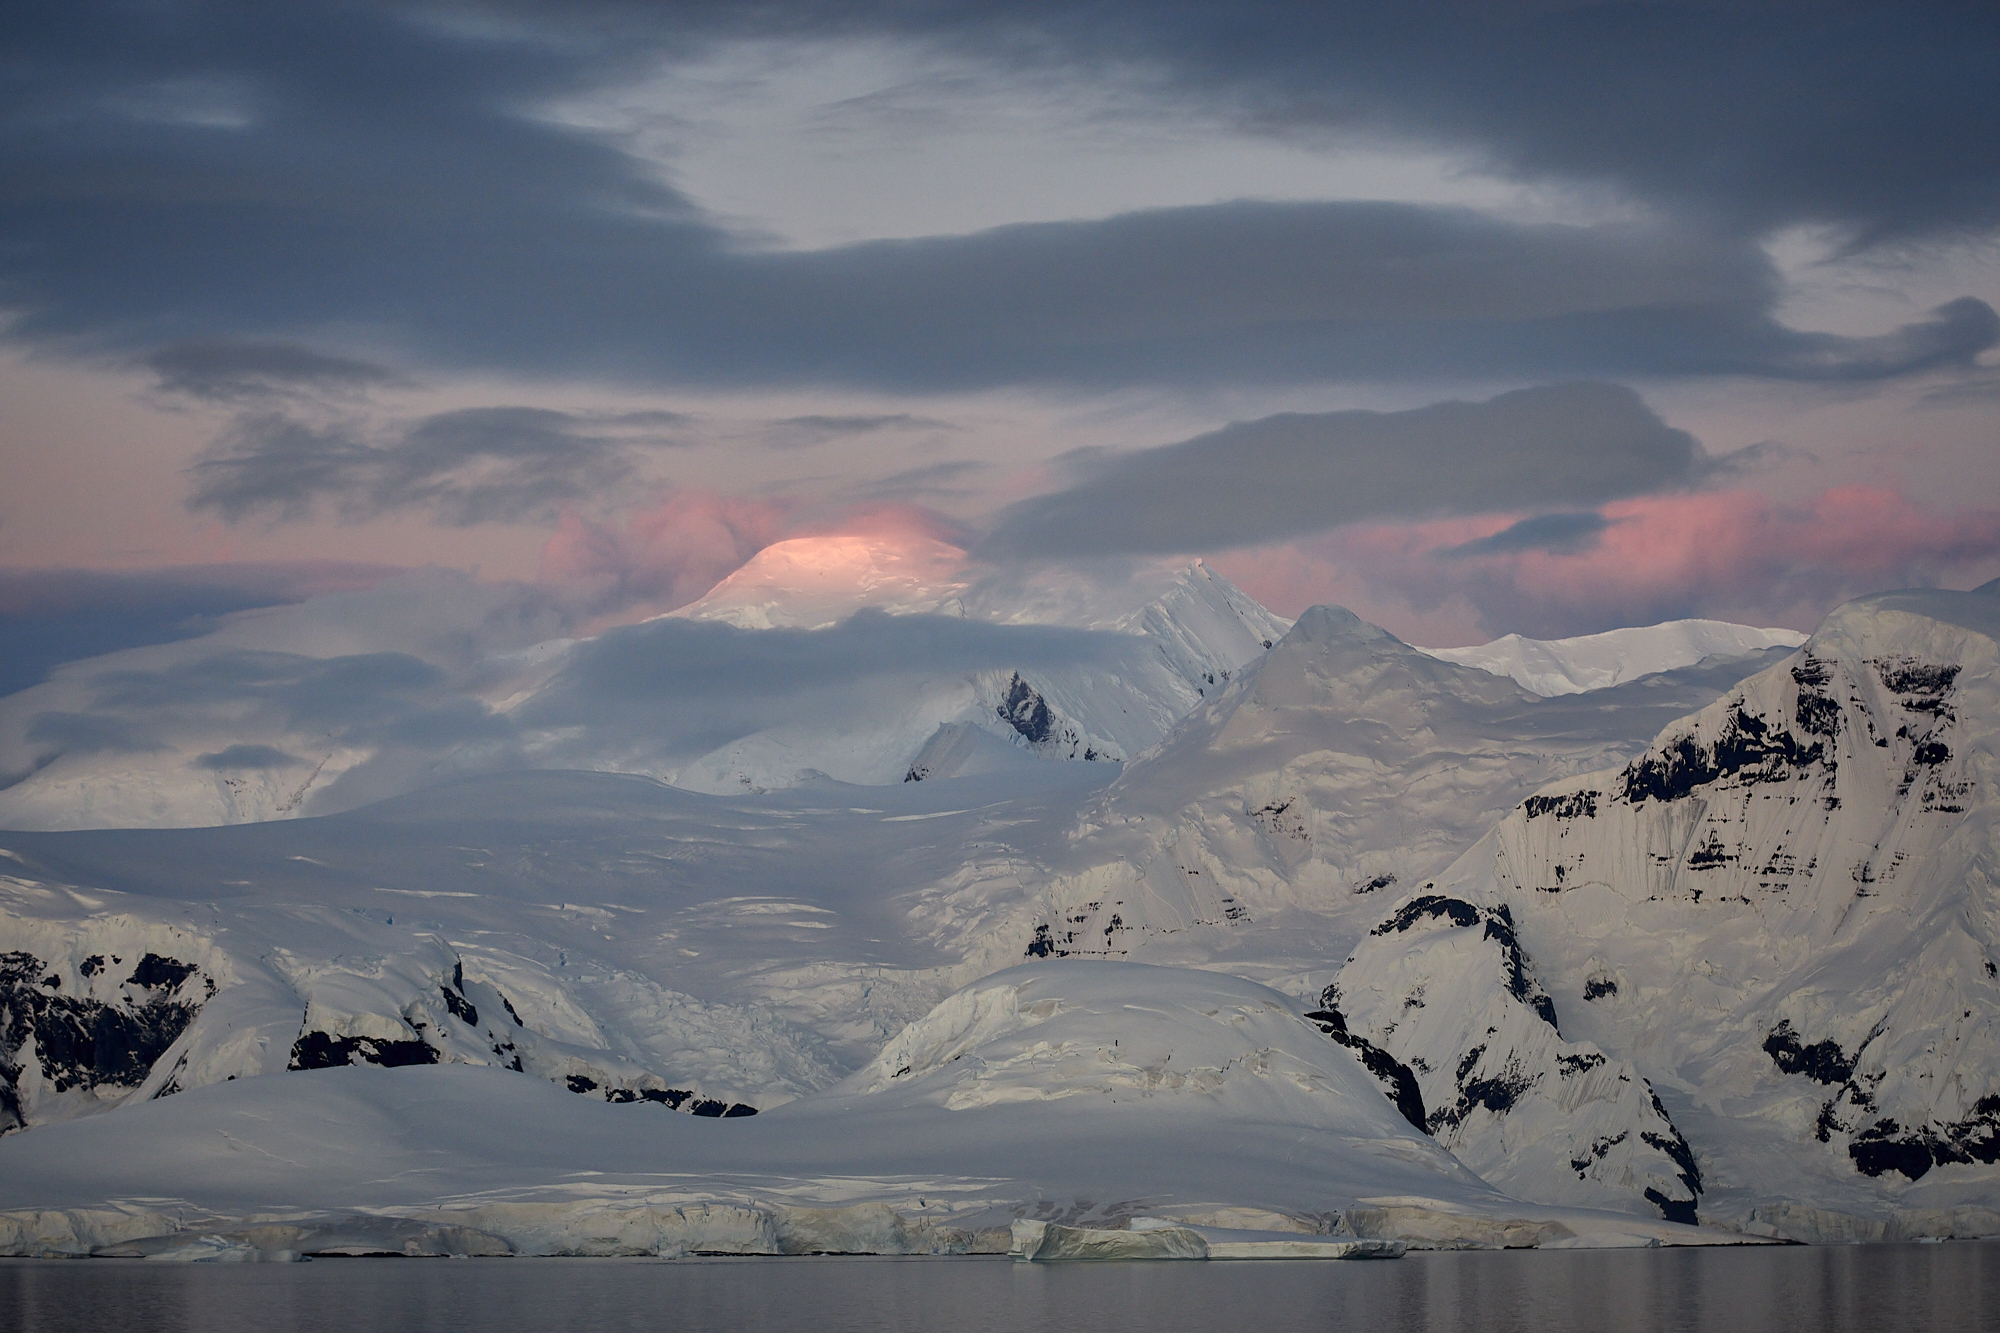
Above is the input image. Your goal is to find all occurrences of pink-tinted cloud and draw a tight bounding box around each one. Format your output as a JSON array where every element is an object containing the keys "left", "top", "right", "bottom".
[
  {"left": 539, "top": 491, "right": 794, "bottom": 625},
  {"left": 1213, "top": 486, "right": 2000, "bottom": 645},
  {"left": 788, "top": 501, "right": 974, "bottom": 549}
]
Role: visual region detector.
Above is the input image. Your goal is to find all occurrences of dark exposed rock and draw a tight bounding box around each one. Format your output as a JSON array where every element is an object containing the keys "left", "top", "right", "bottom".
[
  {"left": 1847, "top": 1096, "right": 2000, "bottom": 1180},
  {"left": 1372, "top": 895, "right": 1481, "bottom": 935},
  {"left": 1481, "top": 905, "right": 1560, "bottom": 1030},
  {"left": 1873, "top": 659, "right": 1959, "bottom": 712},
  {"left": 127, "top": 954, "right": 197, "bottom": 990},
  {"left": 1524, "top": 791, "right": 1598, "bottom": 820},
  {"left": 996, "top": 673, "right": 1054, "bottom": 745},
  {"left": 1428, "top": 1048, "right": 1540, "bottom": 1135},
  {"left": 1368, "top": 898, "right": 1558, "bottom": 1029},
  {"left": 1304, "top": 1005, "right": 1426, "bottom": 1132},
  {"left": 1763, "top": 1020, "right": 1856, "bottom": 1085},
  {"left": 288, "top": 1031, "right": 440, "bottom": 1070},
  {"left": 440, "top": 985, "right": 479, "bottom": 1026},
  {"left": 1644, "top": 1188, "right": 1698, "bottom": 1226},
  {"left": 1571, "top": 1130, "right": 1627, "bottom": 1177},
  {"left": 1, "top": 949, "right": 205, "bottom": 1133},
  {"left": 1622, "top": 704, "right": 1830, "bottom": 806}
]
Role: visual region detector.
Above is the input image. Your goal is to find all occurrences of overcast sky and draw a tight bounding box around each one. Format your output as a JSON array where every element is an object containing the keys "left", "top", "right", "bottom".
[{"left": 4, "top": 0, "right": 1998, "bottom": 657}]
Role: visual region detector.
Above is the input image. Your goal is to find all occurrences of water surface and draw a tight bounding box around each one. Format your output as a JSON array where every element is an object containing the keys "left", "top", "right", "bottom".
[{"left": 3, "top": 1243, "right": 1995, "bottom": 1333}]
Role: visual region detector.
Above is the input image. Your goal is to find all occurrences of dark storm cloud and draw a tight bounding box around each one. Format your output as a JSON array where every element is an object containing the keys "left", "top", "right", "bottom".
[
  {"left": 0, "top": 561, "right": 400, "bottom": 698},
  {"left": 981, "top": 383, "right": 1699, "bottom": 559},
  {"left": 186, "top": 405, "right": 679, "bottom": 525},
  {"left": 1441, "top": 512, "right": 1611, "bottom": 560},
  {"left": 2, "top": 2, "right": 1994, "bottom": 393},
  {"left": 148, "top": 339, "right": 406, "bottom": 401},
  {"left": 922, "top": 0, "right": 2000, "bottom": 244}
]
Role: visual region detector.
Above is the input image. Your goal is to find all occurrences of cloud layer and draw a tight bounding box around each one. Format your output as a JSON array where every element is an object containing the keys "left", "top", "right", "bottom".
[
  {"left": 186, "top": 406, "right": 690, "bottom": 526},
  {"left": 3, "top": 4, "right": 1994, "bottom": 392},
  {"left": 1216, "top": 486, "right": 2000, "bottom": 643},
  {"left": 982, "top": 383, "right": 1704, "bottom": 558},
  {"left": 539, "top": 491, "right": 793, "bottom": 621},
  {"left": 0, "top": 561, "right": 400, "bottom": 698}
]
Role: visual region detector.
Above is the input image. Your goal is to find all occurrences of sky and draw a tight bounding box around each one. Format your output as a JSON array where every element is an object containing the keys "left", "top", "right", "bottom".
[{"left": 4, "top": 0, "right": 1999, "bottom": 674}]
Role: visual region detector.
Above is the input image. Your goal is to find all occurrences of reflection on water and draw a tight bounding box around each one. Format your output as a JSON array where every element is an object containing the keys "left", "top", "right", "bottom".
[{"left": 2, "top": 1243, "right": 1996, "bottom": 1333}]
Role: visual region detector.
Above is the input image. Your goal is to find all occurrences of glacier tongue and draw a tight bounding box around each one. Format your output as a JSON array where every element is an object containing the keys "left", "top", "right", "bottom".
[{"left": 2, "top": 961, "right": 1734, "bottom": 1253}]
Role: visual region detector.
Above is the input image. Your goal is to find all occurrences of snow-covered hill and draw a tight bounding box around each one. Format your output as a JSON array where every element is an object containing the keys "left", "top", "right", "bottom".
[{"left": 1423, "top": 620, "right": 1807, "bottom": 696}]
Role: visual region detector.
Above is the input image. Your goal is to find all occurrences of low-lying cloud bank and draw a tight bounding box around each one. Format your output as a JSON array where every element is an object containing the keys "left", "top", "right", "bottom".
[
  {"left": 1215, "top": 486, "right": 2000, "bottom": 644},
  {"left": 0, "top": 562, "right": 402, "bottom": 699}
]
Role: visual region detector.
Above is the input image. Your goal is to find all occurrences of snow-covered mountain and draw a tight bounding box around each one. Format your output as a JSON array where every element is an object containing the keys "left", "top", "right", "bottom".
[
  {"left": 0, "top": 549, "right": 1286, "bottom": 829},
  {"left": 670, "top": 531, "right": 973, "bottom": 629},
  {"left": 1, "top": 575, "right": 1993, "bottom": 1253},
  {"left": 992, "top": 606, "right": 1801, "bottom": 994},
  {"left": 1423, "top": 620, "right": 1807, "bottom": 696},
  {"left": 1330, "top": 585, "right": 2000, "bottom": 1234}
]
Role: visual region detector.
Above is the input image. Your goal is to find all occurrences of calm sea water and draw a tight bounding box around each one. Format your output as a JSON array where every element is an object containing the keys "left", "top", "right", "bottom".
[{"left": 2, "top": 1244, "right": 1995, "bottom": 1333}]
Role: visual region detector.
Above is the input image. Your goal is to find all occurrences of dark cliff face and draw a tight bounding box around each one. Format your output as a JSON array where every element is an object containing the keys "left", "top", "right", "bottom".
[
  {"left": 998, "top": 673, "right": 1056, "bottom": 745},
  {"left": 0, "top": 950, "right": 210, "bottom": 1133}
]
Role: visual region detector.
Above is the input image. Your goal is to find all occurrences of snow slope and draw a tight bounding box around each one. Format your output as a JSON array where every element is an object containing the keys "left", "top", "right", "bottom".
[
  {"left": 1423, "top": 620, "right": 1807, "bottom": 696},
  {"left": 995, "top": 607, "right": 1799, "bottom": 996},
  {"left": 0, "top": 963, "right": 1732, "bottom": 1256}
]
